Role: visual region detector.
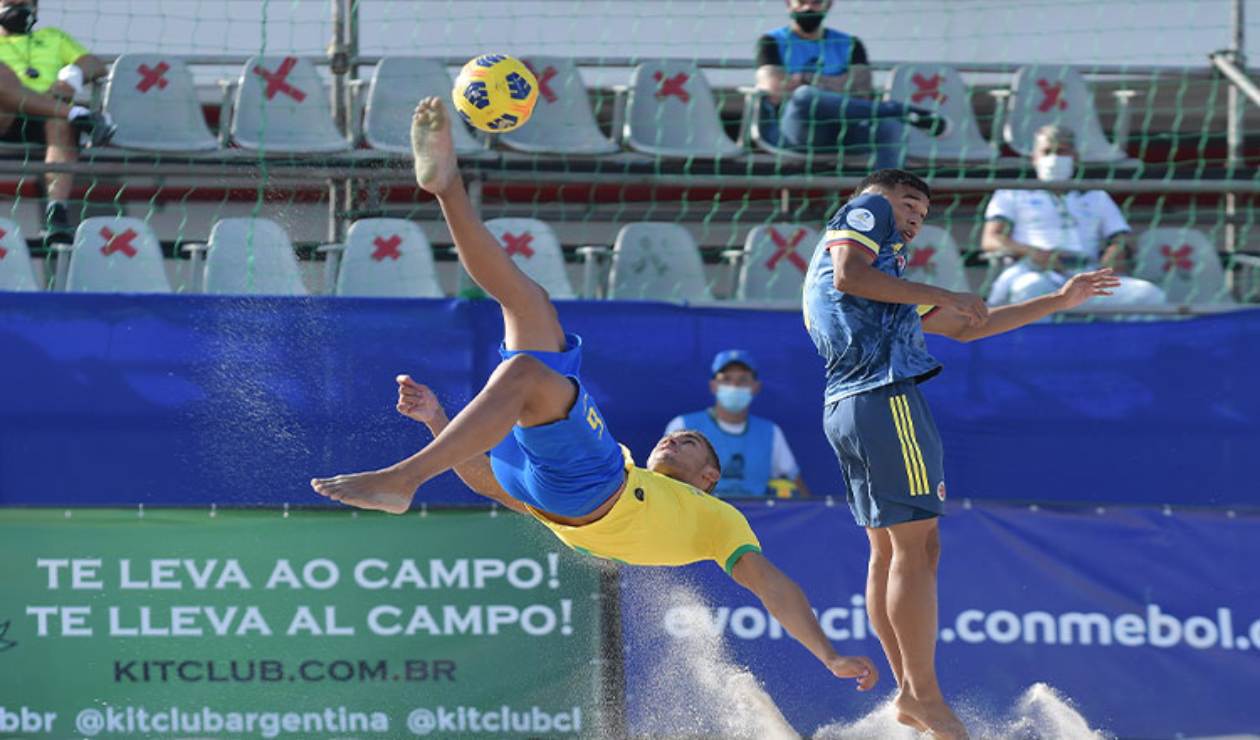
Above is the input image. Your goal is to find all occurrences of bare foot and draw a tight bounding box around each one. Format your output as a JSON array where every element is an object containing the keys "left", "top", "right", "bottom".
[
  {"left": 310, "top": 467, "right": 417, "bottom": 514},
  {"left": 895, "top": 692, "right": 968, "bottom": 739},
  {"left": 410, "top": 97, "right": 459, "bottom": 195}
]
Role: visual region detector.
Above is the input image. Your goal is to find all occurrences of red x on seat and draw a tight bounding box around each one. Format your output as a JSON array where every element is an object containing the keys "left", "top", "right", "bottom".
[
  {"left": 910, "top": 73, "right": 947, "bottom": 105},
  {"left": 1036, "top": 79, "right": 1068, "bottom": 112},
  {"left": 1160, "top": 244, "right": 1194, "bottom": 273},
  {"left": 653, "top": 71, "right": 691, "bottom": 103},
  {"left": 526, "top": 62, "right": 559, "bottom": 104},
  {"left": 0, "top": 226, "right": 7, "bottom": 259},
  {"left": 253, "top": 57, "right": 307, "bottom": 102},
  {"left": 371, "top": 235, "right": 402, "bottom": 262},
  {"left": 764, "top": 227, "right": 808, "bottom": 273},
  {"left": 136, "top": 61, "right": 170, "bottom": 93},
  {"left": 907, "top": 246, "right": 936, "bottom": 269},
  {"left": 502, "top": 232, "right": 535, "bottom": 258},
  {"left": 99, "top": 227, "right": 139, "bottom": 258}
]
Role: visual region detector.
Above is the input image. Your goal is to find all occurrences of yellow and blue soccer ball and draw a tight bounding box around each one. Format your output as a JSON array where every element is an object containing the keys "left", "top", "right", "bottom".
[{"left": 452, "top": 54, "right": 538, "bottom": 133}]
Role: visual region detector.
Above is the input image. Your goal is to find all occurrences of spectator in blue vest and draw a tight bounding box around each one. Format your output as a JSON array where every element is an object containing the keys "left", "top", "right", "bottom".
[
  {"left": 665, "top": 350, "right": 812, "bottom": 499},
  {"left": 754, "top": 0, "right": 946, "bottom": 167}
]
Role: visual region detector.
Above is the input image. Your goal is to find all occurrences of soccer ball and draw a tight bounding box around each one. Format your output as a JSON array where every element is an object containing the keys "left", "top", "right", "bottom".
[{"left": 451, "top": 54, "right": 538, "bottom": 133}]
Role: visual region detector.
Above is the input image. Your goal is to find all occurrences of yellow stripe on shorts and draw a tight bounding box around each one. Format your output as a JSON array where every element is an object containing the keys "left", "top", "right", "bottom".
[
  {"left": 889, "top": 395, "right": 924, "bottom": 496},
  {"left": 896, "top": 395, "right": 930, "bottom": 496}
]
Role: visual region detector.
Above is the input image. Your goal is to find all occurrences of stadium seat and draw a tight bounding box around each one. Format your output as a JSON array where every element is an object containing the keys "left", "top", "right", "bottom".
[
  {"left": 232, "top": 55, "right": 350, "bottom": 154},
  {"left": 484, "top": 218, "right": 575, "bottom": 299},
  {"left": 363, "top": 57, "right": 485, "bottom": 156},
  {"left": 608, "top": 223, "right": 711, "bottom": 301},
  {"left": 203, "top": 218, "right": 308, "bottom": 295},
  {"left": 1004, "top": 65, "right": 1128, "bottom": 163},
  {"left": 0, "top": 219, "right": 39, "bottom": 291},
  {"left": 65, "top": 217, "right": 171, "bottom": 293},
  {"left": 334, "top": 219, "right": 443, "bottom": 298},
  {"left": 735, "top": 224, "right": 817, "bottom": 303},
  {"left": 901, "top": 225, "right": 969, "bottom": 292},
  {"left": 1133, "top": 228, "right": 1233, "bottom": 305},
  {"left": 104, "top": 55, "right": 218, "bottom": 152},
  {"left": 500, "top": 57, "right": 618, "bottom": 155},
  {"left": 886, "top": 64, "right": 1000, "bottom": 164},
  {"left": 624, "top": 61, "right": 742, "bottom": 159}
]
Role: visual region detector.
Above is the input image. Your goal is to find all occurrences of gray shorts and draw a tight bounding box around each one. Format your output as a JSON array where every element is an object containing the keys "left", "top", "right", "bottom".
[{"left": 825, "top": 380, "right": 946, "bottom": 528}]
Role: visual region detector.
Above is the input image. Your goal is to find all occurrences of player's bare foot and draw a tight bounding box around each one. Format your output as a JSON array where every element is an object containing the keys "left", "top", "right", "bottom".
[
  {"left": 310, "top": 467, "right": 417, "bottom": 514},
  {"left": 895, "top": 692, "right": 968, "bottom": 739},
  {"left": 410, "top": 97, "right": 459, "bottom": 196}
]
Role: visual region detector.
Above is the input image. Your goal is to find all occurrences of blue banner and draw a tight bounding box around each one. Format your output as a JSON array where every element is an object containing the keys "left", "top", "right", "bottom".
[
  {"left": 0, "top": 294, "right": 1256, "bottom": 507},
  {"left": 620, "top": 501, "right": 1260, "bottom": 739}
]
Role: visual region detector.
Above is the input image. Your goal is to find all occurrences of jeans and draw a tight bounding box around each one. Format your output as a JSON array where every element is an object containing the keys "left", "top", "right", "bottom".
[{"left": 761, "top": 85, "right": 911, "bottom": 168}]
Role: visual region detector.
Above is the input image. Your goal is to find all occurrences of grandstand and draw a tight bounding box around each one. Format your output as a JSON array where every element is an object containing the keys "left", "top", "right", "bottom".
[{"left": 1, "top": 2, "right": 1258, "bottom": 739}]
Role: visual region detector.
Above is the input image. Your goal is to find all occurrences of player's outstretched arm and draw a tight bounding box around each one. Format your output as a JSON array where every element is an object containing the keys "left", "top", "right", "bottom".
[
  {"left": 395, "top": 375, "right": 528, "bottom": 514},
  {"left": 730, "top": 552, "right": 878, "bottom": 691},
  {"left": 831, "top": 243, "right": 988, "bottom": 326},
  {"left": 923, "top": 268, "right": 1121, "bottom": 343}
]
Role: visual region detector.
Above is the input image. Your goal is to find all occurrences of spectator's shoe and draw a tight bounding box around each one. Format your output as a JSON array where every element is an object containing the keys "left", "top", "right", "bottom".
[
  {"left": 68, "top": 106, "right": 117, "bottom": 148},
  {"left": 43, "top": 202, "right": 74, "bottom": 245},
  {"left": 905, "top": 107, "right": 950, "bottom": 137}
]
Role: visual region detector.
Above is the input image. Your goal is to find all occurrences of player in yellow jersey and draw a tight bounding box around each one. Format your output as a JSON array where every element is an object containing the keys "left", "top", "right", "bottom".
[{"left": 312, "top": 96, "right": 878, "bottom": 693}]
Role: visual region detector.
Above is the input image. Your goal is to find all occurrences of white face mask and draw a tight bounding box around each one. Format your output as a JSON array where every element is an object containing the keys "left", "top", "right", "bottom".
[{"left": 1035, "top": 154, "right": 1075, "bottom": 182}]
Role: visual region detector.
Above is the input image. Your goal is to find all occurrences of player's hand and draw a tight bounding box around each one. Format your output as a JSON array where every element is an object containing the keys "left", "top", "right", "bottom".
[
  {"left": 940, "top": 290, "right": 988, "bottom": 327},
  {"left": 1056, "top": 268, "right": 1121, "bottom": 309},
  {"left": 395, "top": 375, "right": 445, "bottom": 425},
  {"left": 824, "top": 655, "right": 878, "bottom": 691}
]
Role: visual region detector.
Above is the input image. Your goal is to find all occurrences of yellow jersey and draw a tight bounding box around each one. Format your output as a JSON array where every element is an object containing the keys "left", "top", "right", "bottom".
[
  {"left": 0, "top": 28, "right": 88, "bottom": 94},
  {"left": 526, "top": 447, "right": 762, "bottom": 574}
]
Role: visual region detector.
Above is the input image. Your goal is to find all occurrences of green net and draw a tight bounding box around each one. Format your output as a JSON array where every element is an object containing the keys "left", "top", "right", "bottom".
[{"left": 0, "top": 0, "right": 1256, "bottom": 306}]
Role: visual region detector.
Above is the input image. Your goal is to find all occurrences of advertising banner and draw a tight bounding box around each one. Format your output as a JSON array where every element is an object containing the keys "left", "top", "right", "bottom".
[
  {"left": 621, "top": 501, "right": 1260, "bottom": 739},
  {"left": 1, "top": 294, "right": 1256, "bottom": 508},
  {"left": 0, "top": 509, "right": 600, "bottom": 739}
]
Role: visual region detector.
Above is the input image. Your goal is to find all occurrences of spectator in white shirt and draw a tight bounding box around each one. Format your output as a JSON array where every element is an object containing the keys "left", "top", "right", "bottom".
[
  {"left": 664, "top": 350, "right": 812, "bottom": 499},
  {"left": 981, "top": 124, "right": 1164, "bottom": 307}
]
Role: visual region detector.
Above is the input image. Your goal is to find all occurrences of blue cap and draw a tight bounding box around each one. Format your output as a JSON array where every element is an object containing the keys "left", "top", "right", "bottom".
[{"left": 711, "top": 349, "right": 758, "bottom": 377}]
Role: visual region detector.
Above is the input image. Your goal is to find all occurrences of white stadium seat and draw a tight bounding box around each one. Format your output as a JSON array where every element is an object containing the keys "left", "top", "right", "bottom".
[
  {"left": 609, "top": 222, "right": 711, "bottom": 301},
  {"left": 105, "top": 55, "right": 218, "bottom": 152},
  {"left": 66, "top": 217, "right": 171, "bottom": 293},
  {"left": 0, "top": 218, "right": 39, "bottom": 291},
  {"left": 501, "top": 57, "right": 618, "bottom": 156},
  {"left": 887, "top": 64, "right": 1000, "bottom": 164},
  {"left": 232, "top": 55, "right": 350, "bottom": 154},
  {"left": 484, "top": 218, "right": 575, "bottom": 299},
  {"left": 1004, "top": 65, "right": 1128, "bottom": 164},
  {"left": 624, "top": 61, "right": 742, "bottom": 159},
  {"left": 1134, "top": 227, "right": 1232, "bottom": 305},
  {"left": 336, "top": 219, "right": 443, "bottom": 298},
  {"left": 363, "top": 57, "right": 485, "bottom": 156},
  {"left": 902, "top": 224, "right": 969, "bottom": 292},
  {"left": 736, "top": 224, "right": 817, "bottom": 303},
  {"left": 204, "top": 218, "right": 308, "bottom": 295}
]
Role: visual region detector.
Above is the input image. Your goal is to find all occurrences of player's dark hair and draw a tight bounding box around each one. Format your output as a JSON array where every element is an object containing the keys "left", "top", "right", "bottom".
[
  {"left": 853, "top": 169, "right": 931, "bottom": 200},
  {"left": 671, "top": 429, "right": 721, "bottom": 493}
]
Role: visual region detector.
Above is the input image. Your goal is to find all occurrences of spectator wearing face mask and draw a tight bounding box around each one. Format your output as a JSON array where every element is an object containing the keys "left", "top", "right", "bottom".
[
  {"left": 0, "top": 0, "right": 114, "bottom": 244},
  {"left": 981, "top": 124, "right": 1165, "bottom": 307},
  {"left": 754, "top": 0, "right": 947, "bottom": 167},
  {"left": 664, "top": 350, "right": 812, "bottom": 498}
]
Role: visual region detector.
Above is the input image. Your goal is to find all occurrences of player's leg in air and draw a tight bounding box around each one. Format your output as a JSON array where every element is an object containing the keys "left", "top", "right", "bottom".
[{"left": 310, "top": 97, "right": 581, "bottom": 513}]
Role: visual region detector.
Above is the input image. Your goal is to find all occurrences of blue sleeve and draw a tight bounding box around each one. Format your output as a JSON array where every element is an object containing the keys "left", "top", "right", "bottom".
[{"left": 824, "top": 194, "right": 894, "bottom": 255}]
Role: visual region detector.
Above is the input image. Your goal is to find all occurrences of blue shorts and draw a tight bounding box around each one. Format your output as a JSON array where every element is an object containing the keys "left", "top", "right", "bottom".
[
  {"left": 488, "top": 333, "right": 627, "bottom": 517},
  {"left": 825, "top": 380, "right": 946, "bottom": 528}
]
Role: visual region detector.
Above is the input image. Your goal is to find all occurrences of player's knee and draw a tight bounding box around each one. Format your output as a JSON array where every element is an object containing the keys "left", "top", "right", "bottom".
[
  {"left": 924, "top": 527, "right": 942, "bottom": 569},
  {"left": 498, "top": 354, "right": 550, "bottom": 384}
]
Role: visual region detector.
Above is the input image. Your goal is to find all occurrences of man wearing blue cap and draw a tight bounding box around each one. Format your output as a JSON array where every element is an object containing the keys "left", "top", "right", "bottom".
[{"left": 665, "top": 350, "right": 812, "bottom": 498}]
